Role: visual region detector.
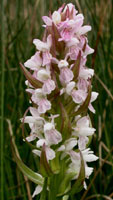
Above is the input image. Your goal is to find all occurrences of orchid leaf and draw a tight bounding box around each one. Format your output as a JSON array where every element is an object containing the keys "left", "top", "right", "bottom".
[
  {"left": 50, "top": 152, "right": 60, "bottom": 174},
  {"left": 10, "top": 124, "right": 44, "bottom": 186},
  {"left": 48, "top": 23, "right": 65, "bottom": 55},
  {"left": 40, "top": 144, "right": 53, "bottom": 177},
  {"left": 14, "top": 152, "right": 44, "bottom": 186},
  {"left": 57, "top": 173, "right": 74, "bottom": 196},
  {"left": 70, "top": 151, "right": 85, "bottom": 195},
  {"left": 52, "top": 23, "right": 65, "bottom": 51},
  {"left": 72, "top": 51, "right": 81, "bottom": 80},
  {"left": 40, "top": 178, "right": 48, "bottom": 200},
  {"left": 20, "top": 63, "right": 42, "bottom": 88},
  {"left": 59, "top": 102, "right": 71, "bottom": 140}
]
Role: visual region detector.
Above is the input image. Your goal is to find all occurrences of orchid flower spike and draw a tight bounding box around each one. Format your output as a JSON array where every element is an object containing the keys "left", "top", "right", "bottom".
[{"left": 20, "top": 3, "right": 98, "bottom": 199}]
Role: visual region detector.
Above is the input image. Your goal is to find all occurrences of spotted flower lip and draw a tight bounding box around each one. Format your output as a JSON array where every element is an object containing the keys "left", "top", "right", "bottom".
[
  {"left": 24, "top": 52, "right": 42, "bottom": 70},
  {"left": 59, "top": 67, "right": 74, "bottom": 85},
  {"left": 37, "top": 69, "right": 56, "bottom": 94},
  {"left": 66, "top": 37, "right": 79, "bottom": 47},
  {"left": 33, "top": 34, "right": 52, "bottom": 52},
  {"left": 69, "top": 148, "right": 98, "bottom": 176},
  {"left": 72, "top": 116, "right": 96, "bottom": 137},
  {"left": 35, "top": 139, "right": 56, "bottom": 161},
  {"left": 21, "top": 3, "right": 98, "bottom": 198}
]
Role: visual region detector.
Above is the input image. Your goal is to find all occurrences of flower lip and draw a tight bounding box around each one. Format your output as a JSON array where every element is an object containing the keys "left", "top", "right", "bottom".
[
  {"left": 33, "top": 35, "right": 52, "bottom": 52},
  {"left": 24, "top": 52, "right": 42, "bottom": 70},
  {"left": 32, "top": 89, "right": 46, "bottom": 101},
  {"left": 66, "top": 81, "right": 75, "bottom": 95}
]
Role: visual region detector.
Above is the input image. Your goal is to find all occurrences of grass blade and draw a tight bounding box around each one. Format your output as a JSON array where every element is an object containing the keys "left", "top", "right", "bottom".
[{"left": 0, "top": 0, "right": 5, "bottom": 199}]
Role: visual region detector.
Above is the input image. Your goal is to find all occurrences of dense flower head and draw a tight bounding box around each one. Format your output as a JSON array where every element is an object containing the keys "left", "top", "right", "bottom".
[{"left": 21, "top": 3, "right": 98, "bottom": 198}]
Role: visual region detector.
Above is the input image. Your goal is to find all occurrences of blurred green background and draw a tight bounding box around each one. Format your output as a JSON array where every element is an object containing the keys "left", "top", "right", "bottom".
[{"left": 0, "top": 0, "right": 113, "bottom": 199}]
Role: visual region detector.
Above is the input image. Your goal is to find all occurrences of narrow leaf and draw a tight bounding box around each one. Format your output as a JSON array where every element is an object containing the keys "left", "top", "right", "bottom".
[
  {"left": 40, "top": 178, "right": 48, "bottom": 200},
  {"left": 48, "top": 23, "right": 65, "bottom": 54},
  {"left": 14, "top": 153, "right": 44, "bottom": 186},
  {"left": 72, "top": 51, "right": 81, "bottom": 80},
  {"left": 20, "top": 63, "right": 42, "bottom": 88},
  {"left": 40, "top": 144, "right": 53, "bottom": 177},
  {"left": 59, "top": 102, "right": 71, "bottom": 140},
  {"left": 57, "top": 174, "right": 73, "bottom": 196},
  {"left": 9, "top": 126, "right": 44, "bottom": 186},
  {"left": 50, "top": 152, "right": 60, "bottom": 174}
]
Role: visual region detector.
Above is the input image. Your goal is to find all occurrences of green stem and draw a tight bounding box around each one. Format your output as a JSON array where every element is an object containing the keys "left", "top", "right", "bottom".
[
  {"left": 49, "top": 175, "right": 57, "bottom": 200},
  {"left": 40, "top": 178, "right": 48, "bottom": 200},
  {"left": 1, "top": 0, "right": 5, "bottom": 200}
]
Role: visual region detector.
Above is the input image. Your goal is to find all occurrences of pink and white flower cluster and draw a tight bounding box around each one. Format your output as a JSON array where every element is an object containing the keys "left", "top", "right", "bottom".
[{"left": 22, "top": 3, "right": 98, "bottom": 197}]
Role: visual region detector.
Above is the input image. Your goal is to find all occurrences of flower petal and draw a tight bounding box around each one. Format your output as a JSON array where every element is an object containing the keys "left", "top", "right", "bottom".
[
  {"left": 45, "top": 146, "right": 56, "bottom": 161},
  {"left": 32, "top": 185, "right": 42, "bottom": 198}
]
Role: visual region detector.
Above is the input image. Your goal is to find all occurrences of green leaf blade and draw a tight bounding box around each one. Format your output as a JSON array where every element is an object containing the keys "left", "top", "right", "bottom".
[{"left": 14, "top": 154, "right": 44, "bottom": 186}]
